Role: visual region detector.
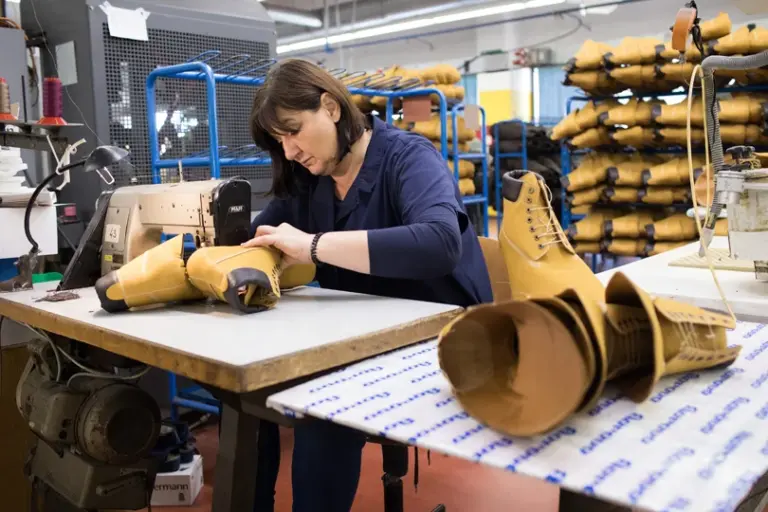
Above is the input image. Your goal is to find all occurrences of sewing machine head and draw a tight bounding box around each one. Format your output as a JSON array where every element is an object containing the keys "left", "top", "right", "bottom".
[
  {"left": 712, "top": 147, "right": 768, "bottom": 279},
  {"left": 100, "top": 177, "right": 252, "bottom": 275}
]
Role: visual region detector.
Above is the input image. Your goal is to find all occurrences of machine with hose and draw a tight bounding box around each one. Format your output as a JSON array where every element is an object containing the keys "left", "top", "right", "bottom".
[{"left": 671, "top": 2, "right": 768, "bottom": 284}]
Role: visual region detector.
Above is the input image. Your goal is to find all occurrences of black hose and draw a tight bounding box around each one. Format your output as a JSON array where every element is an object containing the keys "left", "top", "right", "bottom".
[{"left": 24, "top": 172, "right": 60, "bottom": 254}]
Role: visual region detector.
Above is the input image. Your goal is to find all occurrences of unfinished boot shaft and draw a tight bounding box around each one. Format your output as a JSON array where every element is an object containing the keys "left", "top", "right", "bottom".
[
  {"left": 604, "top": 211, "right": 661, "bottom": 238},
  {"left": 186, "top": 246, "right": 285, "bottom": 313},
  {"left": 604, "top": 239, "right": 647, "bottom": 256},
  {"left": 567, "top": 210, "right": 618, "bottom": 242},
  {"left": 437, "top": 299, "right": 591, "bottom": 436},
  {"left": 566, "top": 40, "right": 615, "bottom": 72},
  {"left": 499, "top": 170, "right": 604, "bottom": 302},
  {"left": 562, "top": 153, "right": 626, "bottom": 192},
  {"left": 646, "top": 213, "right": 697, "bottom": 241},
  {"left": 604, "top": 37, "right": 665, "bottom": 66},
  {"left": 643, "top": 155, "right": 706, "bottom": 186},
  {"left": 95, "top": 234, "right": 204, "bottom": 313},
  {"left": 604, "top": 272, "right": 741, "bottom": 402},
  {"left": 600, "top": 98, "right": 660, "bottom": 127},
  {"left": 639, "top": 186, "right": 690, "bottom": 205},
  {"left": 607, "top": 154, "right": 664, "bottom": 187},
  {"left": 568, "top": 185, "right": 607, "bottom": 207}
]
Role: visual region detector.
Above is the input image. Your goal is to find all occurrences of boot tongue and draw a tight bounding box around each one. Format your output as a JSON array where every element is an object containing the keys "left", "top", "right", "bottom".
[{"left": 603, "top": 305, "right": 655, "bottom": 380}]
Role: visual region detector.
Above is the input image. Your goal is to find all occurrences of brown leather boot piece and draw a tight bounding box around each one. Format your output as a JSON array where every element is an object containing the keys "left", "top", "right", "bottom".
[{"left": 437, "top": 300, "right": 591, "bottom": 436}]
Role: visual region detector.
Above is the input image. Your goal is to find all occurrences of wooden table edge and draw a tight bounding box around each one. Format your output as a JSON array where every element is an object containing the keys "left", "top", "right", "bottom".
[{"left": 0, "top": 297, "right": 463, "bottom": 394}]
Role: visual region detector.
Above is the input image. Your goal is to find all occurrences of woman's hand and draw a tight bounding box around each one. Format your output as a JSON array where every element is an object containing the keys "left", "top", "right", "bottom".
[{"left": 242, "top": 223, "right": 314, "bottom": 266}]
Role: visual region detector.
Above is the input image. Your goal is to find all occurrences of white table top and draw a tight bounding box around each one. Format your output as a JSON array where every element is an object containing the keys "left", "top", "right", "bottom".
[
  {"left": 597, "top": 237, "right": 768, "bottom": 320},
  {"left": 0, "top": 283, "right": 460, "bottom": 392},
  {"left": 268, "top": 320, "right": 768, "bottom": 512}
]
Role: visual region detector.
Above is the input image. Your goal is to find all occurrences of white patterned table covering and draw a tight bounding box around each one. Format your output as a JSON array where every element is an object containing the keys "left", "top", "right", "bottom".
[{"left": 268, "top": 321, "right": 768, "bottom": 512}]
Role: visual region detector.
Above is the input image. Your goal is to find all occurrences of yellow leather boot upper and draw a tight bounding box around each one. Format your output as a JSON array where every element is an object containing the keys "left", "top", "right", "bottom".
[
  {"left": 646, "top": 241, "right": 689, "bottom": 256},
  {"left": 600, "top": 98, "right": 659, "bottom": 127},
  {"left": 646, "top": 213, "right": 697, "bottom": 241},
  {"left": 605, "top": 37, "right": 665, "bottom": 66},
  {"left": 604, "top": 239, "right": 647, "bottom": 256},
  {"left": 639, "top": 186, "right": 690, "bottom": 205},
  {"left": 573, "top": 241, "right": 602, "bottom": 254},
  {"left": 95, "top": 234, "right": 204, "bottom": 313},
  {"left": 607, "top": 154, "right": 663, "bottom": 187},
  {"left": 567, "top": 210, "right": 619, "bottom": 242},
  {"left": 568, "top": 185, "right": 607, "bottom": 207},
  {"left": 437, "top": 299, "right": 591, "bottom": 437},
  {"left": 565, "top": 71, "right": 620, "bottom": 97},
  {"left": 565, "top": 40, "right": 615, "bottom": 71},
  {"left": 572, "top": 127, "right": 613, "bottom": 148},
  {"left": 605, "top": 211, "right": 661, "bottom": 238},
  {"left": 604, "top": 272, "right": 741, "bottom": 402},
  {"left": 604, "top": 186, "right": 641, "bottom": 204},
  {"left": 610, "top": 126, "right": 656, "bottom": 147},
  {"left": 644, "top": 155, "right": 706, "bottom": 186},
  {"left": 499, "top": 170, "right": 604, "bottom": 302},
  {"left": 186, "top": 246, "right": 285, "bottom": 313},
  {"left": 709, "top": 25, "right": 768, "bottom": 56},
  {"left": 699, "top": 12, "right": 732, "bottom": 41}
]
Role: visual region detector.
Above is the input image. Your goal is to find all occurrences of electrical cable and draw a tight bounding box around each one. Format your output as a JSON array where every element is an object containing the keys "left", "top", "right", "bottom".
[{"left": 686, "top": 64, "right": 736, "bottom": 322}]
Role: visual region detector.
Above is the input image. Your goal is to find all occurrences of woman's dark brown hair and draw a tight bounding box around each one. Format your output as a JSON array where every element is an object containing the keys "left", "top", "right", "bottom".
[{"left": 249, "top": 58, "right": 367, "bottom": 198}]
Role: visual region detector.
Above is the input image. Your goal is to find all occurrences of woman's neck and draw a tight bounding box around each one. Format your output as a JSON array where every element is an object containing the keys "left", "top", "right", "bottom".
[{"left": 332, "top": 129, "right": 372, "bottom": 200}]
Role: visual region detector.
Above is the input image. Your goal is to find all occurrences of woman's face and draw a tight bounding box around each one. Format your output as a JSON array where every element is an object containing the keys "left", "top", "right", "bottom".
[{"left": 273, "top": 94, "right": 341, "bottom": 176}]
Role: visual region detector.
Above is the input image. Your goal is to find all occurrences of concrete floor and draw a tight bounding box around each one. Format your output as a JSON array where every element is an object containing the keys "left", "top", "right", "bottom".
[{"left": 146, "top": 423, "right": 560, "bottom": 512}]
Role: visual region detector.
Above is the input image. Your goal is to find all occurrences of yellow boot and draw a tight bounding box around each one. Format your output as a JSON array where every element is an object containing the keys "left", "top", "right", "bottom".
[
  {"left": 499, "top": 170, "right": 605, "bottom": 302},
  {"left": 610, "top": 126, "right": 656, "bottom": 147},
  {"left": 567, "top": 210, "right": 619, "bottom": 242},
  {"left": 645, "top": 241, "right": 690, "bottom": 256},
  {"left": 645, "top": 213, "right": 697, "bottom": 241},
  {"left": 572, "top": 127, "right": 613, "bottom": 148},
  {"left": 572, "top": 241, "right": 602, "bottom": 254},
  {"left": 604, "top": 239, "right": 647, "bottom": 256},
  {"left": 639, "top": 186, "right": 690, "bottom": 205},
  {"left": 568, "top": 185, "right": 607, "bottom": 207},
  {"left": 561, "top": 153, "right": 621, "bottom": 191},
  {"left": 657, "top": 127, "right": 705, "bottom": 146},
  {"left": 564, "top": 71, "right": 621, "bottom": 96},
  {"left": 565, "top": 40, "right": 615, "bottom": 71},
  {"left": 699, "top": 12, "right": 732, "bottom": 41},
  {"left": 603, "top": 186, "right": 641, "bottom": 204},
  {"left": 650, "top": 98, "right": 705, "bottom": 127},
  {"left": 95, "top": 234, "right": 204, "bottom": 313},
  {"left": 437, "top": 299, "right": 593, "bottom": 436},
  {"left": 606, "top": 154, "right": 664, "bottom": 187},
  {"left": 603, "top": 272, "right": 741, "bottom": 402},
  {"left": 604, "top": 37, "right": 665, "bottom": 66},
  {"left": 605, "top": 211, "right": 662, "bottom": 238},
  {"left": 643, "top": 155, "right": 706, "bottom": 186},
  {"left": 186, "top": 246, "right": 286, "bottom": 313},
  {"left": 600, "top": 98, "right": 659, "bottom": 127}
]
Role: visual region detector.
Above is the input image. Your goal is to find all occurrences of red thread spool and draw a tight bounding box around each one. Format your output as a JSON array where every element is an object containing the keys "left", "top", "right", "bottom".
[
  {"left": 38, "top": 77, "right": 67, "bottom": 126},
  {"left": 0, "top": 78, "right": 16, "bottom": 121}
]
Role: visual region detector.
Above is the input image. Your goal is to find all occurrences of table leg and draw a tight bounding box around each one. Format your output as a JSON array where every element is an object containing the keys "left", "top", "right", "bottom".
[{"left": 212, "top": 397, "right": 261, "bottom": 512}]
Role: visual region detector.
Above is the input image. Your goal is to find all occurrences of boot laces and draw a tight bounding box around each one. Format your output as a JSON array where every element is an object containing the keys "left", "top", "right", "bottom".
[
  {"left": 605, "top": 312, "right": 654, "bottom": 380},
  {"left": 529, "top": 180, "right": 563, "bottom": 248}
]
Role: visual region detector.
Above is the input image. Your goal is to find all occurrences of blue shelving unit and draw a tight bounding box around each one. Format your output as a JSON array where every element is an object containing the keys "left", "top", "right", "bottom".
[
  {"left": 145, "top": 51, "right": 487, "bottom": 418},
  {"left": 451, "top": 103, "right": 489, "bottom": 237}
]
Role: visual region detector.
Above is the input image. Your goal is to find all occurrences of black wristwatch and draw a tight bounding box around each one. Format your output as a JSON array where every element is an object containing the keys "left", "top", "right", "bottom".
[{"left": 310, "top": 232, "right": 325, "bottom": 266}]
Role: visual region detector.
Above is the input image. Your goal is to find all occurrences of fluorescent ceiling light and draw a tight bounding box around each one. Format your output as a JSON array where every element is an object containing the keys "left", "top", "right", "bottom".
[
  {"left": 277, "top": 0, "right": 567, "bottom": 54},
  {"left": 267, "top": 8, "right": 323, "bottom": 28}
]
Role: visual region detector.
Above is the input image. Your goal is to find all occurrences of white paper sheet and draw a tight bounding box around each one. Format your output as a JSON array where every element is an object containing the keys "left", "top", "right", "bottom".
[
  {"left": 100, "top": 1, "right": 150, "bottom": 42},
  {"left": 268, "top": 321, "right": 768, "bottom": 512}
]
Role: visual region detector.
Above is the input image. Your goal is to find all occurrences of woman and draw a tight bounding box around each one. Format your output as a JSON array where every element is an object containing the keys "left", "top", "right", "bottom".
[{"left": 245, "top": 58, "right": 493, "bottom": 512}]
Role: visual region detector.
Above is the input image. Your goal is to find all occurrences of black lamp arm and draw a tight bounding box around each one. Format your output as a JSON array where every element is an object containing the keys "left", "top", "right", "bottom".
[{"left": 24, "top": 160, "right": 85, "bottom": 254}]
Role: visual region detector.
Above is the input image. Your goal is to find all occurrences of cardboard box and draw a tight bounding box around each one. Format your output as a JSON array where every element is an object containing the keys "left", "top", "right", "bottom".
[{"left": 150, "top": 455, "right": 204, "bottom": 507}]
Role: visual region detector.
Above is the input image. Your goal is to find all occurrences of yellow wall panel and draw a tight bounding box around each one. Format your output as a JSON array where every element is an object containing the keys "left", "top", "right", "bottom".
[{"left": 479, "top": 89, "right": 513, "bottom": 126}]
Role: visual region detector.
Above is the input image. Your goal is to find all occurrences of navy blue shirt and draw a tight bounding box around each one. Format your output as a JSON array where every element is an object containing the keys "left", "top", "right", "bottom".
[{"left": 251, "top": 116, "right": 493, "bottom": 308}]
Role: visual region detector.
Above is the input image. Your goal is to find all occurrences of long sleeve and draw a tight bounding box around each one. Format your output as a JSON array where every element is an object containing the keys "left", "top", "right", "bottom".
[
  {"left": 367, "top": 141, "right": 467, "bottom": 280},
  {"left": 250, "top": 198, "right": 291, "bottom": 237}
]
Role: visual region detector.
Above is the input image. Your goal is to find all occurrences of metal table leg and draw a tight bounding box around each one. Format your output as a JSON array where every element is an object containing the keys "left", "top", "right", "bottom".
[{"left": 212, "top": 396, "right": 261, "bottom": 512}]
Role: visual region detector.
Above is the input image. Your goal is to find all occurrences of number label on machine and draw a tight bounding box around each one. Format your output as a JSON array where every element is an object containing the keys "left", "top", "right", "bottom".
[{"left": 105, "top": 224, "right": 121, "bottom": 244}]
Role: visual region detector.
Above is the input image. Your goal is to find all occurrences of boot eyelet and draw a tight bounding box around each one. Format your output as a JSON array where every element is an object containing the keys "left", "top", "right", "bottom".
[
  {"left": 526, "top": 198, "right": 532, "bottom": 204},
  {"left": 530, "top": 227, "right": 536, "bottom": 233},
  {"left": 528, "top": 187, "right": 535, "bottom": 194},
  {"left": 526, "top": 208, "right": 531, "bottom": 214},
  {"left": 538, "top": 244, "right": 544, "bottom": 249},
  {"left": 527, "top": 217, "right": 533, "bottom": 224}
]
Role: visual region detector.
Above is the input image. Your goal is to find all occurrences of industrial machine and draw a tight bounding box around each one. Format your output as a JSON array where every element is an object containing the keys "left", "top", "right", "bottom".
[
  {"left": 671, "top": 2, "right": 768, "bottom": 281},
  {"left": 20, "top": 0, "right": 277, "bottom": 218},
  {"left": 99, "top": 177, "right": 252, "bottom": 275}
]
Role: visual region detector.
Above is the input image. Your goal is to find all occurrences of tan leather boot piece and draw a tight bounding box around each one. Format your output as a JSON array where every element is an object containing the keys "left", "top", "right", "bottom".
[
  {"left": 685, "top": 43, "right": 704, "bottom": 63},
  {"left": 572, "top": 241, "right": 602, "bottom": 254},
  {"left": 606, "top": 154, "right": 664, "bottom": 187},
  {"left": 567, "top": 210, "right": 619, "bottom": 242},
  {"left": 646, "top": 213, "right": 697, "bottom": 241},
  {"left": 639, "top": 186, "right": 690, "bottom": 205},
  {"left": 420, "top": 64, "right": 462, "bottom": 85},
  {"left": 280, "top": 264, "right": 316, "bottom": 290},
  {"left": 604, "top": 211, "right": 662, "bottom": 238},
  {"left": 650, "top": 98, "right": 705, "bottom": 126},
  {"left": 657, "top": 62, "right": 696, "bottom": 86},
  {"left": 658, "top": 127, "right": 705, "bottom": 146},
  {"left": 574, "top": 100, "right": 620, "bottom": 129},
  {"left": 699, "top": 12, "right": 732, "bottom": 41},
  {"left": 719, "top": 96, "right": 763, "bottom": 124},
  {"left": 187, "top": 246, "right": 286, "bottom": 313},
  {"left": 499, "top": 171, "right": 605, "bottom": 302},
  {"left": 604, "top": 239, "right": 647, "bottom": 256},
  {"left": 564, "top": 71, "right": 621, "bottom": 96},
  {"left": 610, "top": 126, "right": 656, "bottom": 147},
  {"left": 447, "top": 159, "right": 475, "bottom": 179},
  {"left": 568, "top": 185, "right": 607, "bottom": 207},
  {"left": 709, "top": 25, "right": 768, "bottom": 56},
  {"left": 435, "top": 141, "right": 470, "bottom": 154},
  {"left": 657, "top": 41, "right": 682, "bottom": 61},
  {"left": 572, "top": 127, "right": 613, "bottom": 148},
  {"left": 95, "top": 234, "right": 204, "bottom": 313},
  {"left": 408, "top": 116, "right": 475, "bottom": 143},
  {"left": 604, "top": 272, "right": 741, "bottom": 402},
  {"left": 437, "top": 299, "right": 591, "bottom": 436},
  {"left": 715, "top": 218, "right": 729, "bottom": 236},
  {"left": 604, "top": 37, "right": 665, "bottom": 66},
  {"left": 551, "top": 110, "right": 582, "bottom": 141},
  {"left": 643, "top": 155, "right": 706, "bottom": 186},
  {"left": 565, "top": 40, "right": 615, "bottom": 72},
  {"left": 600, "top": 98, "right": 662, "bottom": 127},
  {"left": 603, "top": 186, "right": 641, "bottom": 204},
  {"left": 571, "top": 205, "right": 593, "bottom": 216},
  {"left": 562, "top": 153, "right": 623, "bottom": 192},
  {"left": 458, "top": 178, "right": 476, "bottom": 196},
  {"left": 645, "top": 241, "right": 690, "bottom": 256},
  {"left": 608, "top": 65, "right": 648, "bottom": 89}
]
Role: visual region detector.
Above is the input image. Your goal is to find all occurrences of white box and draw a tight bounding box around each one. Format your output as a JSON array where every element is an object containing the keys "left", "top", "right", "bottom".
[
  {"left": 0, "top": 204, "right": 58, "bottom": 259},
  {"left": 150, "top": 454, "right": 204, "bottom": 507}
]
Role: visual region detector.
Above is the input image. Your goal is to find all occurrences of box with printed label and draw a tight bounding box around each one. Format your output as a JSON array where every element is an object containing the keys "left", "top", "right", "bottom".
[{"left": 150, "top": 455, "right": 203, "bottom": 507}]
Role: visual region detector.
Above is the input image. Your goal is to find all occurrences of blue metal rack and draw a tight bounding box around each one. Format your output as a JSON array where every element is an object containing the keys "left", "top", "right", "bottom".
[
  {"left": 450, "top": 104, "right": 489, "bottom": 236},
  {"left": 145, "top": 51, "right": 487, "bottom": 418}
]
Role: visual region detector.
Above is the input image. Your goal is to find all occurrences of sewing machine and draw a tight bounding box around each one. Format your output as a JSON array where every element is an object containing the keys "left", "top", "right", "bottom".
[{"left": 100, "top": 178, "right": 252, "bottom": 275}]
